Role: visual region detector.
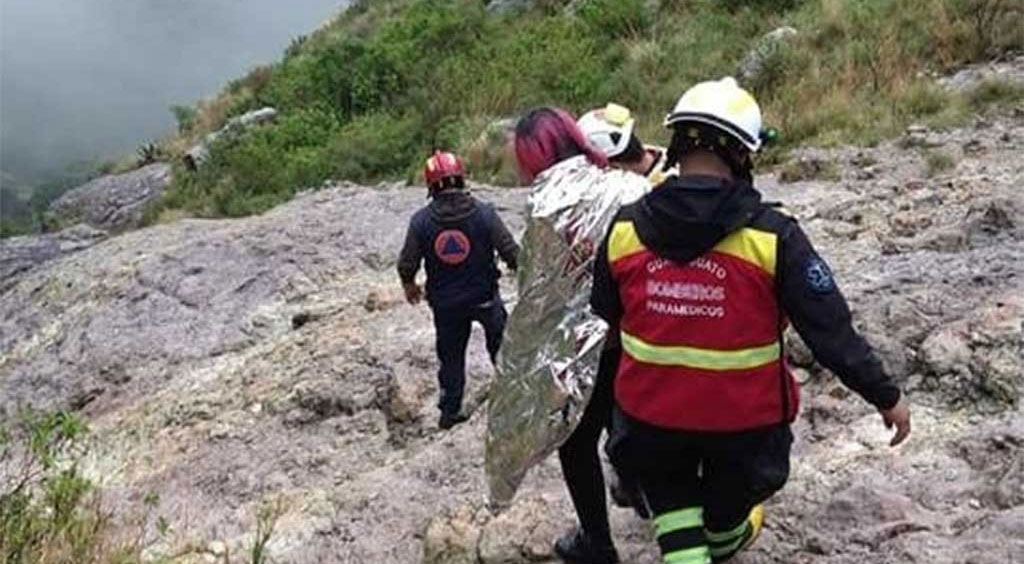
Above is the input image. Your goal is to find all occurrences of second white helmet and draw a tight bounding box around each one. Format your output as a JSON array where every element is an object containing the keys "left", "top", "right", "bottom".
[{"left": 578, "top": 103, "right": 636, "bottom": 159}]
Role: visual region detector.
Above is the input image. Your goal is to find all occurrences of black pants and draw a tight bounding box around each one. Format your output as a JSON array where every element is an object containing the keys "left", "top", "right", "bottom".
[
  {"left": 608, "top": 409, "right": 792, "bottom": 562},
  {"left": 557, "top": 346, "right": 620, "bottom": 546},
  {"left": 432, "top": 299, "right": 507, "bottom": 416}
]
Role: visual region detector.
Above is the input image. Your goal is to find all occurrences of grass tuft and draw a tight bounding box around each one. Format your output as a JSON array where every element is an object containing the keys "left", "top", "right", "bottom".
[{"left": 923, "top": 149, "right": 957, "bottom": 177}]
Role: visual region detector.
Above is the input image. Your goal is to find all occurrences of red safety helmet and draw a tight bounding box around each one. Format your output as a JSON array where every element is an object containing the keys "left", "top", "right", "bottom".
[{"left": 424, "top": 150, "right": 465, "bottom": 187}]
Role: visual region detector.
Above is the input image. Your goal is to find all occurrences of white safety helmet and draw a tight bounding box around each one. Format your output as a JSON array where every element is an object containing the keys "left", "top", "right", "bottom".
[
  {"left": 577, "top": 103, "right": 636, "bottom": 158},
  {"left": 664, "top": 77, "right": 763, "bottom": 152}
]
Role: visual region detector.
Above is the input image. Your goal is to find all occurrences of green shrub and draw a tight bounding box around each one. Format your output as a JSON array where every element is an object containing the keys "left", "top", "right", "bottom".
[
  {"left": 966, "top": 79, "right": 1024, "bottom": 110},
  {"left": 248, "top": 499, "right": 286, "bottom": 564},
  {"left": 953, "top": 0, "right": 1024, "bottom": 59},
  {"left": 0, "top": 409, "right": 282, "bottom": 564},
  {"left": 924, "top": 150, "right": 956, "bottom": 177},
  {"left": 576, "top": 0, "right": 652, "bottom": 39},
  {"left": 471, "top": 16, "right": 610, "bottom": 110},
  {"left": 898, "top": 82, "right": 955, "bottom": 118},
  {"left": 201, "top": 104, "right": 340, "bottom": 215},
  {"left": 752, "top": 0, "right": 1021, "bottom": 148},
  {"left": 325, "top": 112, "right": 425, "bottom": 184},
  {"left": 0, "top": 411, "right": 118, "bottom": 564},
  {"left": 156, "top": 0, "right": 1024, "bottom": 221},
  {"left": 170, "top": 105, "right": 198, "bottom": 135},
  {"left": 264, "top": 39, "right": 399, "bottom": 117},
  {"left": 284, "top": 35, "right": 308, "bottom": 59}
]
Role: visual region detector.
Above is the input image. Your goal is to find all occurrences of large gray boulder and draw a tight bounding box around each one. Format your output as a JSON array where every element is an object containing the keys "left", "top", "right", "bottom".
[
  {"left": 46, "top": 163, "right": 172, "bottom": 233},
  {"left": 738, "top": 26, "right": 798, "bottom": 84},
  {"left": 183, "top": 107, "right": 278, "bottom": 170}
]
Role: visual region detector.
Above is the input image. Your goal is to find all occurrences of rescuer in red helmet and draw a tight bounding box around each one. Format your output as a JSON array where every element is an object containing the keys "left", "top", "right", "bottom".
[{"left": 398, "top": 150, "right": 520, "bottom": 430}]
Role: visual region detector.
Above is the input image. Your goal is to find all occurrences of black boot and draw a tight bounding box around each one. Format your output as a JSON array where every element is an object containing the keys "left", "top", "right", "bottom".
[
  {"left": 438, "top": 412, "right": 469, "bottom": 430},
  {"left": 554, "top": 529, "right": 619, "bottom": 564}
]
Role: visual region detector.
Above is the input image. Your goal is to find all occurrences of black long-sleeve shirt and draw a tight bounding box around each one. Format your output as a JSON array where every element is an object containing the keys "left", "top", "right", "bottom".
[{"left": 591, "top": 176, "right": 901, "bottom": 411}]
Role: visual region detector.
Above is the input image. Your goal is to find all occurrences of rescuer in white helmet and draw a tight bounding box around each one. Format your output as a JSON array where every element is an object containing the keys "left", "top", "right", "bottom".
[
  {"left": 578, "top": 103, "right": 677, "bottom": 186},
  {"left": 591, "top": 78, "right": 912, "bottom": 564}
]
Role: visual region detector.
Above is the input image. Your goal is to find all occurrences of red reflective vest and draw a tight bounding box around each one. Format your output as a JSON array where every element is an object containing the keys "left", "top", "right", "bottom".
[{"left": 608, "top": 219, "right": 799, "bottom": 431}]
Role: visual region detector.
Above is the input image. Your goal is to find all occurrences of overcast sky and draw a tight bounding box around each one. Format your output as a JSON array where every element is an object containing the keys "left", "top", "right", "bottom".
[{"left": 1, "top": 0, "right": 349, "bottom": 183}]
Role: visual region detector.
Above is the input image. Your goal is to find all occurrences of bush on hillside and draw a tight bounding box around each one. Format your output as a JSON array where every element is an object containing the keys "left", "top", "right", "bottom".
[
  {"left": 956, "top": 0, "right": 1024, "bottom": 58},
  {"left": 170, "top": 105, "right": 198, "bottom": 135},
  {"left": 0, "top": 411, "right": 126, "bottom": 564},
  {"left": 0, "top": 409, "right": 287, "bottom": 564},
  {"left": 154, "top": 0, "right": 1024, "bottom": 221},
  {"left": 159, "top": 0, "right": 618, "bottom": 215},
  {"left": 326, "top": 112, "right": 424, "bottom": 184},
  {"left": 967, "top": 79, "right": 1024, "bottom": 110},
  {"left": 576, "top": 0, "right": 652, "bottom": 39},
  {"left": 165, "top": 104, "right": 342, "bottom": 216}
]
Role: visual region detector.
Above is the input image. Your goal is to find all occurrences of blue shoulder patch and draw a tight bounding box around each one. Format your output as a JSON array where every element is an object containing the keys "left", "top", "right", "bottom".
[{"left": 804, "top": 257, "right": 837, "bottom": 294}]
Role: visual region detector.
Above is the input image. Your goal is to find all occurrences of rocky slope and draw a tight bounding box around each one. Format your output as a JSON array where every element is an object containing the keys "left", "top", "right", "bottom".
[
  {"left": 0, "top": 223, "right": 107, "bottom": 294},
  {"left": 1, "top": 110, "right": 1022, "bottom": 564}
]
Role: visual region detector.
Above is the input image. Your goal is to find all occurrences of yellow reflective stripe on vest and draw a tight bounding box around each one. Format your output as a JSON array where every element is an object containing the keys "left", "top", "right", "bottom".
[
  {"left": 621, "top": 331, "right": 780, "bottom": 371},
  {"left": 713, "top": 227, "right": 777, "bottom": 277},
  {"left": 607, "top": 221, "right": 646, "bottom": 263},
  {"left": 609, "top": 221, "right": 776, "bottom": 276}
]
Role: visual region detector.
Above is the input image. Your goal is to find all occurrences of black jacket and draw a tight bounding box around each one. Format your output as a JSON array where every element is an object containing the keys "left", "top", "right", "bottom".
[
  {"left": 591, "top": 175, "right": 901, "bottom": 410},
  {"left": 398, "top": 190, "right": 519, "bottom": 308}
]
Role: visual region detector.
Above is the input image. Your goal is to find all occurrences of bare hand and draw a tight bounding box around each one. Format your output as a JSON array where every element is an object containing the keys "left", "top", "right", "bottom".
[
  {"left": 403, "top": 282, "right": 423, "bottom": 305},
  {"left": 881, "top": 397, "right": 911, "bottom": 447}
]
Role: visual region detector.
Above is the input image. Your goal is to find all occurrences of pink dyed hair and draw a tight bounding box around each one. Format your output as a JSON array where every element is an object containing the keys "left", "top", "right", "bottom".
[{"left": 514, "top": 107, "right": 608, "bottom": 183}]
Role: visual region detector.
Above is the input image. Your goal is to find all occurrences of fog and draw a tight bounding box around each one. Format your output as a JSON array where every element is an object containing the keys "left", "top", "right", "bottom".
[{"left": 1, "top": 0, "right": 349, "bottom": 184}]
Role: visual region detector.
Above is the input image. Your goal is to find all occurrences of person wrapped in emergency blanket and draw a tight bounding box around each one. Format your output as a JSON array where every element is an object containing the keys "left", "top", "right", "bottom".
[{"left": 485, "top": 108, "right": 649, "bottom": 508}]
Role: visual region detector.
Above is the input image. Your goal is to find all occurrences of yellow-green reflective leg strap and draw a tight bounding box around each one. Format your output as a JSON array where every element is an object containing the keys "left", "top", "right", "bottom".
[
  {"left": 664, "top": 546, "right": 712, "bottom": 564},
  {"left": 655, "top": 507, "right": 704, "bottom": 537},
  {"left": 656, "top": 507, "right": 710, "bottom": 564},
  {"left": 705, "top": 519, "right": 749, "bottom": 543},
  {"left": 706, "top": 519, "right": 752, "bottom": 560}
]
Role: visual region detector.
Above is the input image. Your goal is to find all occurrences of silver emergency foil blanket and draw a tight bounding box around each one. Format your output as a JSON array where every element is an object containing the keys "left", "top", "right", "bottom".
[{"left": 486, "top": 155, "right": 650, "bottom": 507}]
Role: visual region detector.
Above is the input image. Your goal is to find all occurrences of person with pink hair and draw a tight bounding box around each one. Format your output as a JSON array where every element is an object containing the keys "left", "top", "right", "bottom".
[
  {"left": 486, "top": 107, "right": 651, "bottom": 564},
  {"left": 512, "top": 107, "right": 609, "bottom": 183}
]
